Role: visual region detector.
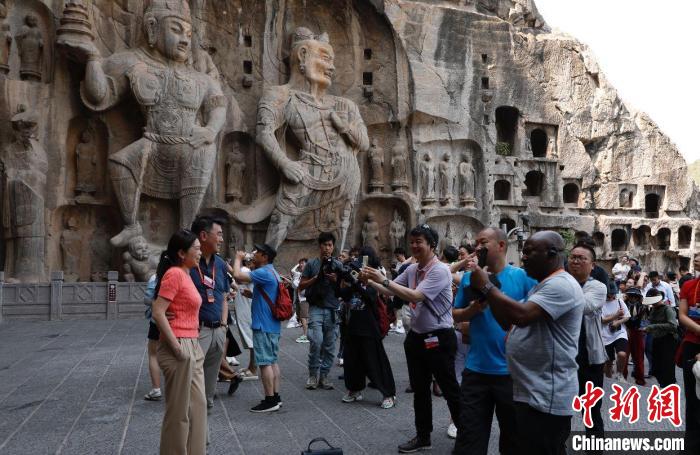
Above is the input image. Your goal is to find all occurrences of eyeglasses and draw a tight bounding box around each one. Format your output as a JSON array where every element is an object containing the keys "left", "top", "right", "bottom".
[{"left": 568, "top": 255, "right": 591, "bottom": 263}]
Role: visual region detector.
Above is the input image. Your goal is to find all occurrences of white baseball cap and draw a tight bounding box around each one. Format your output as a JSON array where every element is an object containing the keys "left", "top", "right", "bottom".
[{"left": 693, "top": 360, "right": 700, "bottom": 400}]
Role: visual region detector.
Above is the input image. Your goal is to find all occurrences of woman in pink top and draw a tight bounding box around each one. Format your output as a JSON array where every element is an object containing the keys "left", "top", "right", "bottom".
[{"left": 151, "top": 229, "right": 206, "bottom": 455}]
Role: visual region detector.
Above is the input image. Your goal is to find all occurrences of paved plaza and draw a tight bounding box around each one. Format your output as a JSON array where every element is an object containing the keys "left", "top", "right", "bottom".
[{"left": 0, "top": 319, "right": 687, "bottom": 454}]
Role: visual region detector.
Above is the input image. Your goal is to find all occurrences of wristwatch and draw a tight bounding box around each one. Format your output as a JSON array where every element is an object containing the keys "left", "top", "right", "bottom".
[
  {"left": 480, "top": 281, "right": 495, "bottom": 296},
  {"left": 382, "top": 278, "right": 390, "bottom": 288}
]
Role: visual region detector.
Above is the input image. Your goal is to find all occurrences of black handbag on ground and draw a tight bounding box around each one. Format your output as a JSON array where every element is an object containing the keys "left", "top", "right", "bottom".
[{"left": 301, "top": 438, "right": 342, "bottom": 455}]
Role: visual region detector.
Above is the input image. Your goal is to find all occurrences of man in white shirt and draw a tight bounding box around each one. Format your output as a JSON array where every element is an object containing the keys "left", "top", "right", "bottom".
[
  {"left": 644, "top": 271, "right": 676, "bottom": 306},
  {"left": 611, "top": 255, "right": 630, "bottom": 284}
]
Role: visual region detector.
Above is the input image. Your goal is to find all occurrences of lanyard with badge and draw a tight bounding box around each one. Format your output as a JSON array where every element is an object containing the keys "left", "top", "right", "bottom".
[
  {"left": 410, "top": 255, "right": 442, "bottom": 349},
  {"left": 198, "top": 260, "right": 216, "bottom": 304}
]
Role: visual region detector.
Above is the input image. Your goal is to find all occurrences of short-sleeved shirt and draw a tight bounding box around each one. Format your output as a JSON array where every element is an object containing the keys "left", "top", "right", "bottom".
[
  {"left": 158, "top": 267, "right": 202, "bottom": 338},
  {"left": 250, "top": 264, "right": 281, "bottom": 334},
  {"left": 506, "top": 271, "right": 584, "bottom": 416},
  {"left": 455, "top": 265, "right": 536, "bottom": 375},
  {"left": 601, "top": 297, "right": 630, "bottom": 345},
  {"left": 190, "top": 255, "right": 231, "bottom": 323},
  {"left": 301, "top": 258, "right": 341, "bottom": 309},
  {"left": 680, "top": 278, "right": 700, "bottom": 344},
  {"left": 394, "top": 257, "right": 453, "bottom": 334},
  {"left": 644, "top": 281, "right": 676, "bottom": 306}
]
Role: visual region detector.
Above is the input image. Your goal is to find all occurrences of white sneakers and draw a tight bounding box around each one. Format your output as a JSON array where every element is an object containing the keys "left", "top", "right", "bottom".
[
  {"left": 342, "top": 391, "right": 363, "bottom": 402},
  {"left": 144, "top": 388, "right": 162, "bottom": 401},
  {"left": 447, "top": 422, "right": 457, "bottom": 439}
]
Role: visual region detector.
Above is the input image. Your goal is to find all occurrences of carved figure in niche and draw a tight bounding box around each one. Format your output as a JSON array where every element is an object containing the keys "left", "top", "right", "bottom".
[
  {"left": 225, "top": 148, "right": 245, "bottom": 203},
  {"left": 419, "top": 154, "right": 436, "bottom": 204},
  {"left": 0, "top": 105, "right": 48, "bottom": 282},
  {"left": 619, "top": 189, "right": 634, "bottom": 208},
  {"left": 122, "top": 235, "right": 156, "bottom": 282},
  {"left": 362, "top": 211, "right": 380, "bottom": 253},
  {"left": 388, "top": 210, "right": 406, "bottom": 253},
  {"left": 60, "top": 213, "right": 82, "bottom": 282},
  {"left": 391, "top": 144, "right": 409, "bottom": 191},
  {"left": 367, "top": 138, "right": 384, "bottom": 193},
  {"left": 75, "top": 128, "right": 98, "bottom": 199},
  {"left": 256, "top": 27, "right": 368, "bottom": 250},
  {"left": 227, "top": 228, "right": 238, "bottom": 258},
  {"left": 0, "top": 4, "right": 10, "bottom": 77},
  {"left": 458, "top": 155, "right": 476, "bottom": 204},
  {"left": 61, "top": 0, "right": 228, "bottom": 247},
  {"left": 439, "top": 153, "right": 456, "bottom": 205},
  {"left": 461, "top": 231, "right": 473, "bottom": 249},
  {"left": 440, "top": 222, "right": 457, "bottom": 252},
  {"left": 16, "top": 14, "right": 43, "bottom": 82}
]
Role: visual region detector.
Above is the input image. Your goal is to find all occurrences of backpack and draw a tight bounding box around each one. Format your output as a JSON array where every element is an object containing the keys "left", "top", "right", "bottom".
[
  {"left": 375, "top": 295, "right": 391, "bottom": 338},
  {"left": 259, "top": 273, "right": 294, "bottom": 321}
]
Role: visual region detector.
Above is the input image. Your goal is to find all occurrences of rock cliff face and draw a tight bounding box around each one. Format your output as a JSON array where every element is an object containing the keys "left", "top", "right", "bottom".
[{"left": 0, "top": 0, "right": 695, "bottom": 282}]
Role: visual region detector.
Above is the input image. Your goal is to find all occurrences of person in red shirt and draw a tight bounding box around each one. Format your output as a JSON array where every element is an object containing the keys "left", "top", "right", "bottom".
[
  {"left": 678, "top": 251, "right": 700, "bottom": 454},
  {"left": 151, "top": 229, "right": 206, "bottom": 455}
]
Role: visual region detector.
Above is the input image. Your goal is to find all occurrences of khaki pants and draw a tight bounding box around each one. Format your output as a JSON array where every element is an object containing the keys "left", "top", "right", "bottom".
[
  {"left": 157, "top": 338, "right": 206, "bottom": 455},
  {"left": 198, "top": 326, "right": 226, "bottom": 405}
]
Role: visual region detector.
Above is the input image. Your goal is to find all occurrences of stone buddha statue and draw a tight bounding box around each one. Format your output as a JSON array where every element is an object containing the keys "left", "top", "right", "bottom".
[
  {"left": 256, "top": 27, "right": 369, "bottom": 250},
  {"left": 61, "top": 0, "right": 228, "bottom": 247}
]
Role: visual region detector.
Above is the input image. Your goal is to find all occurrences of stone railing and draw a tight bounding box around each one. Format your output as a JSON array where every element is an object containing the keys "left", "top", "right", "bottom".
[{"left": 0, "top": 271, "right": 147, "bottom": 322}]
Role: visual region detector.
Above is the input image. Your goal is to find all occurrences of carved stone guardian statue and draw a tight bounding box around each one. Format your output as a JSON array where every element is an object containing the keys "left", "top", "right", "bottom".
[
  {"left": 59, "top": 0, "right": 228, "bottom": 247},
  {"left": 458, "top": 155, "right": 476, "bottom": 205},
  {"left": 1, "top": 106, "right": 48, "bottom": 282},
  {"left": 16, "top": 14, "right": 43, "bottom": 82},
  {"left": 388, "top": 210, "right": 406, "bottom": 253},
  {"left": 122, "top": 235, "right": 157, "bottom": 282},
  {"left": 225, "top": 148, "right": 245, "bottom": 203},
  {"left": 75, "top": 128, "right": 98, "bottom": 200},
  {"left": 61, "top": 214, "right": 82, "bottom": 282},
  {"left": 419, "top": 154, "right": 436, "bottom": 204},
  {"left": 256, "top": 27, "right": 369, "bottom": 250},
  {"left": 439, "top": 153, "right": 456, "bottom": 206},
  {"left": 390, "top": 145, "right": 409, "bottom": 192},
  {"left": 367, "top": 138, "right": 384, "bottom": 193},
  {"left": 362, "top": 211, "right": 380, "bottom": 253},
  {"left": 0, "top": 4, "right": 10, "bottom": 77}
]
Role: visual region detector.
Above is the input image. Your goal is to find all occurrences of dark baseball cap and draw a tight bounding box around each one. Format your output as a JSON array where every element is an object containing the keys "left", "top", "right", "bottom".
[
  {"left": 253, "top": 243, "right": 277, "bottom": 262},
  {"left": 624, "top": 287, "right": 643, "bottom": 297}
]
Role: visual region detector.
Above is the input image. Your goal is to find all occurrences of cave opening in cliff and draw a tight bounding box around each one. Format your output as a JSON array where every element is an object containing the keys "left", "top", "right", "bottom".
[
  {"left": 563, "top": 183, "right": 579, "bottom": 204},
  {"left": 634, "top": 225, "right": 651, "bottom": 248},
  {"left": 592, "top": 232, "right": 605, "bottom": 252},
  {"left": 611, "top": 229, "right": 628, "bottom": 251},
  {"left": 495, "top": 106, "right": 518, "bottom": 155},
  {"left": 645, "top": 193, "right": 660, "bottom": 218},
  {"left": 653, "top": 228, "right": 671, "bottom": 251},
  {"left": 679, "top": 225, "right": 692, "bottom": 249},
  {"left": 530, "top": 129, "right": 547, "bottom": 157},
  {"left": 524, "top": 171, "right": 544, "bottom": 197},
  {"left": 494, "top": 180, "right": 510, "bottom": 201},
  {"left": 481, "top": 77, "right": 489, "bottom": 89},
  {"left": 499, "top": 217, "right": 516, "bottom": 233}
]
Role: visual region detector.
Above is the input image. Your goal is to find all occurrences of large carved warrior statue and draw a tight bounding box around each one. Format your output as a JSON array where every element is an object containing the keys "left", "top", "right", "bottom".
[
  {"left": 256, "top": 27, "right": 369, "bottom": 250},
  {"left": 61, "top": 0, "right": 227, "bottom": 247}
]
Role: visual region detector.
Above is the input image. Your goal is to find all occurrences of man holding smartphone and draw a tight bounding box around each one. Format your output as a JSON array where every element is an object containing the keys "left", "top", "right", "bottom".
[{"left": 452, "top": 228, "right": 536, "bottom": 455}]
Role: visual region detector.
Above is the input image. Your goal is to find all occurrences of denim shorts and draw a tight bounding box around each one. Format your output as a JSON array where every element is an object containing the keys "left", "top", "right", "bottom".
[{"left": 253, "top": 329, "right": 281, "bottom": 366}]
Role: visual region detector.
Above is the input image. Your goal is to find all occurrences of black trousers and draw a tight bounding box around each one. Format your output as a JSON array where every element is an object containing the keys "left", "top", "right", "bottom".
[
  {"left": 682, "top": 342, "right": 700, "bottom": 454},
  {"left": 404, "top": 328, "right": 461, "bottom": 440},
  {"left": 452, "top": 369, "right": 517, "bottom": 455},
  {"left": 343, "top": 334, "right": 396, "bottom": 398},
  {"left": 577, "top": 362, "right": 605, "bottom": 435},
  {"left": 651, "top": 334, "right": 677, "bottom": 387},
  {"left": 514, "top": 403, "right": 571, "bottom": 455}
]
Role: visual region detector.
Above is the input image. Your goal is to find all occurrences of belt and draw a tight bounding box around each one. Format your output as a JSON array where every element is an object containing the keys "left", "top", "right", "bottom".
[{"left": 200, "top": 321, "right": 222, "bottom": 329}]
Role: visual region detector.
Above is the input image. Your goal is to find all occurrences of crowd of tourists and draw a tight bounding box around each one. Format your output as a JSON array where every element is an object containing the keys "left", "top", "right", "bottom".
[{"left": 144, "top": 216, "right": 700, "bottom": 454}]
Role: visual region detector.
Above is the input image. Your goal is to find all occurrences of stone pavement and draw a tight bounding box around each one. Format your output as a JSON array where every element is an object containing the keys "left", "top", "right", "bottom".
[{"left": 0, "top": 320, "right": 687, "bottom": 454}]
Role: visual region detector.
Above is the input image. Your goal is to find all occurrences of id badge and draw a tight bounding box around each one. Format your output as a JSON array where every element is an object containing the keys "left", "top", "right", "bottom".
[
  {"left": 206, "top": 288, "right": 215, "bottom": 303},
  {"left": 203, "top": 275, "right": 215, "bottom": 288},
  {"left": 424, "top": 336, "right": 439, "bottom": 350}
]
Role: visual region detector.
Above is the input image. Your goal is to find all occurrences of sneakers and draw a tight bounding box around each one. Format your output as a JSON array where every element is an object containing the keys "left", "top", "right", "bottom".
[
  {"left": 250, "top": 397, "right": 280, "bottom": 413},
  {"left": 227, "top": 356, "right": 240, "bottom": 366},
  {"left": 227, "top": 375, "right": 243, "bottom": 396},
  {"left": 614, "top": 372, "right": 627, "bottom": 383},
  {"left": 274, "top": 393, "right": 283, "bottom": 407},
  {"left": 380, "top": 396, "right": 396, "bottom": 409},
  {"left": 295, "top": 335, "right": 309, "bottom": 343},
  {"left": 342, "top": 391, "right": 363, "bottom": 403},
  {"left": 306, "top": 375, "right": 319, "bottom": 390},
  {"left": 318, "top": 375, "right": 334, "bottom": 390},
  {"left": 394, "top": 325, "right": 406, "bottom": 334},
  {"left": 447, "top": 422, "right": 457, "bottom": 439},
  {"left": 239, "top": 369, "right": 259, "bottom": 381},
  {"left": 144, "top": 388, "right": 162, "bottom": 401},
  {"left": 337, "top": 357, "right": 344, "bottom": 366},
  {"left": 398, "top": 436, "right": 431, "bottom": 453}
]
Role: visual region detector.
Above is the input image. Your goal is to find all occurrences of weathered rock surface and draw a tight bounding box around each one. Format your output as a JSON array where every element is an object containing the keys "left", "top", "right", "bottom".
[{"left": 0, "top": 0, "right": 695, "bottom": 281}]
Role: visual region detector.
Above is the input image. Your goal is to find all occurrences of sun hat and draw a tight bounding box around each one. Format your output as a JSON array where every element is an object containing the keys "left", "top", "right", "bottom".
[{"left": 642, "top": 288, "right": 663, "bottom": 306}]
